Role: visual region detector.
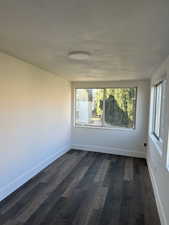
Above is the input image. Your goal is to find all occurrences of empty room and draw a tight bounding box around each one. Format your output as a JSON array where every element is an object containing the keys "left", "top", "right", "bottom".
[{"left": 0, "top": 0, "right": 169, "bottom": 225}]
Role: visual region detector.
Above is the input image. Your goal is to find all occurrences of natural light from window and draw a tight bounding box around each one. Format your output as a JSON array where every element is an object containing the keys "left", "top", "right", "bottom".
[
  {"left": 75, "top": 88, "right": 137, "bottom": 129},
  {"left": 153, "top": 82, "right": 163, "bottom": 139}
]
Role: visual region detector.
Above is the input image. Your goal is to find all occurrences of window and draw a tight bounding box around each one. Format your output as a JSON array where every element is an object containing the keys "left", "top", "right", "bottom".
[
  {"left": 153, "top": 82, "right": 163, "bottom": 139},
  {"left": 167, "top": 134, "right": 169, "bottom": 170},
  {"left": 75, "top": 89, "right": 104, "bottom": 127},
  {"left": 75, "top": 87, "right": 137, "bottom": 129}
]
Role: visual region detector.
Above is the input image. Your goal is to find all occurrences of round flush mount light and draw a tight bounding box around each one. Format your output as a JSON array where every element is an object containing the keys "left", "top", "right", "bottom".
[{"left": 68, "top": 51, "right": 91, "bottom": 60}]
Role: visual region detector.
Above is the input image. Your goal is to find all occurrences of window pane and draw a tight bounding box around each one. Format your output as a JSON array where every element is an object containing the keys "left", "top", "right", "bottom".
[
  {"left": 104, "top": 88, "right": 137, "bottom": 128},
  {"left": 154, "top": 83, "right": 162, "bottom": 138},
  {"left": 75, "top": 89, "right": 104, "bottom": 126}
]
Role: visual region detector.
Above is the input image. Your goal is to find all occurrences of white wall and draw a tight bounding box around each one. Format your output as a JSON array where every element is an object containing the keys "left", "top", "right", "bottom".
[
  {"left": 147, "top": 56, "right": 169, "bottom": 225},
  {"left": 71, "top": 80, "right": 150, "bottom": 158},
  {"left": 0, "top": 52, "right": 71, "bottom": 201}
]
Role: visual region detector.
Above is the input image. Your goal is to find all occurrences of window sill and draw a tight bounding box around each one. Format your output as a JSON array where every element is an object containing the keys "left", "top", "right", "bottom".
[
  {"left": 149, "top": 133, "right": 163, "bottom": 157},
  {"left": 74, "top": 125, "right": 135, "bottom": 132}
]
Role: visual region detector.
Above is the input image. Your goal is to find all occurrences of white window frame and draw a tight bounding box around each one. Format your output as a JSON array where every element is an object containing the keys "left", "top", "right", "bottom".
[
  {"left": 152, "top": 81, "right": 163, "bottom": 140},
  {"left": 167, "top": 132, "right": 169, "bottom": 171},
  {"left": 150, "top": 80, "right": 166, "bottom": 156},
  {"left": 74, "top": 87, "right": 137, "bottom": 130}
]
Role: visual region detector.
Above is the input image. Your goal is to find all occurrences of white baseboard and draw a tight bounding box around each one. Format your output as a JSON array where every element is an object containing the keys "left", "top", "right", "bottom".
[
  {"left": 147, "top": 159, "right": 168, "bottom": 225},
  {"left": 0, "top": 145, "right": 70, "bottom": 202},
  {"left": 71, "top": 144, "right": 146, "bottom": 158}
]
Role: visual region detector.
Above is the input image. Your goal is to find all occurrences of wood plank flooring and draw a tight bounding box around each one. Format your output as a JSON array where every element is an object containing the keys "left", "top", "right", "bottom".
[{"left": 0, "top": 150, "right": 161, "bottom": 225}]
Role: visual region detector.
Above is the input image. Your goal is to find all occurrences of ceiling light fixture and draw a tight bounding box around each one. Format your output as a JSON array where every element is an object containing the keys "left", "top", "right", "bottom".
[{"left": 68, "top": 51, "right": 91, "bottom": 60}]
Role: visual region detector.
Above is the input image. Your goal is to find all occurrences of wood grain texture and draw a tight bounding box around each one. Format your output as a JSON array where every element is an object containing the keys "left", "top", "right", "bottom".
[{"left": 0, "top": 150, "right": 161, "bottom": 225}]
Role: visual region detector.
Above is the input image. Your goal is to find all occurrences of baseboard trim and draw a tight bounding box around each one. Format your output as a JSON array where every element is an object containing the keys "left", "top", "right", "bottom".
[
  {"left": 147, "top": 159, "right": 168, "bottom": 225},
  {"left": 0, "top": 145, "right": 70, "bottom": 202},
  {"left": 71, "top": 144, "right": 146, "bottom": 158}
]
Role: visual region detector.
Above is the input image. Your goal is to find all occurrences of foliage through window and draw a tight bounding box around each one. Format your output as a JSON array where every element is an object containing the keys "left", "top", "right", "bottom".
[
  {"left": 153, "top": 82, "right": 163, "bottom": 139},
  {"left": 75, "top": 88, "right": 137, "bottom": 129}
]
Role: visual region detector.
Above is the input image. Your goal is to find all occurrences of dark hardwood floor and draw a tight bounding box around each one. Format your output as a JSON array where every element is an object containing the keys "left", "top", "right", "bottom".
[{"left": 0, "top": 150, "right": 161, "bottom": 225}]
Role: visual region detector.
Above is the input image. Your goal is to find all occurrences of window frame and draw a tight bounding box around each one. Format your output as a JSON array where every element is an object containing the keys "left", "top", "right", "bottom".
[
  {"left": 152, "top": 81, "right": 163, "bottom": 140},
  {"left": 74, "top": 87, "right": 137, "bottom": 130},
  {"left": 167, "top": 133, "right": 169, "bottom": 171}
]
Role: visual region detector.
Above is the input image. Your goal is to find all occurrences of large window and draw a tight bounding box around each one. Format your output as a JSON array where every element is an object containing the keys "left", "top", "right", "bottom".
[
  {"left": 153, "top": 82, "right": 163, "bottom": 139},
  {"left": 75, "top": 87, "right": 137, "bottom": 129}
]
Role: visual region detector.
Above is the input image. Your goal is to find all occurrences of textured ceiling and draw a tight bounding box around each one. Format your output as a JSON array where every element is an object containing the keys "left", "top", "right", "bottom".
[{"left": 0, "top": 0, "right": 169, "bottom": 81}]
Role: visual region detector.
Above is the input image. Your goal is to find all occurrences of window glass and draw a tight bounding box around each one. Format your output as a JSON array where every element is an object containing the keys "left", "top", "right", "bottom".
[
  {"left": 75, "top": 89, "right": 104, "bottom": 126},
  {"left": 104, "top": 88, "right": 137, "bottom": 128},
  {"left": 153, "top": 82, "right": 163, "bottom": 139},
  {"left": 75, "top": 87, "right": 137, "bottom": 129}
]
